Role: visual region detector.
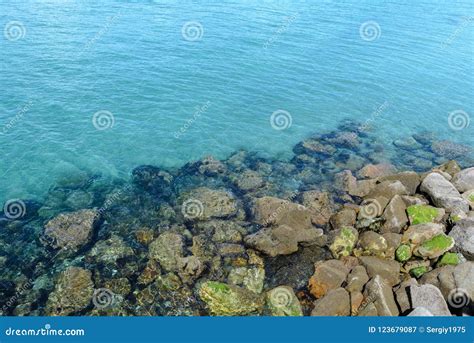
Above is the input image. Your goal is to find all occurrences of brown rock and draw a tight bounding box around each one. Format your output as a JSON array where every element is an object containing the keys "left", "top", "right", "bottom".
[
  {"left": 308, "top": 260, "right": 350, "bottom": 298},
  {"left": 381, "top": 195, "right": 408, "bottom": 233},
  {"left": 359, "top": 256, "right": 400, "bottom": 287},
  {"left": 311, "top": 288, "right": 350, "bottom": 316}
]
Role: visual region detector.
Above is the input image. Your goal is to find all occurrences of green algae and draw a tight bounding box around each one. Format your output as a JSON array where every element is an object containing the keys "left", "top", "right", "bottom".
[
  {"left": 395, "top": 244, "right": 412, "bottom": 262},
  {"left": 406, "top": 205, "right": 440, "bottom": 225},
  {"left": 409, "top": 266, "right": 428, "bottom": 278},
  {"left": 437, "top": 252, "right": 459, "bottom": 267}
]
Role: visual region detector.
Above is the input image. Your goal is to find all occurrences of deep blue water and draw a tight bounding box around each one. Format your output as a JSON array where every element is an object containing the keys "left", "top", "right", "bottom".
[{"left": 1, "top": 0, "right": 473, "bottom": 203}]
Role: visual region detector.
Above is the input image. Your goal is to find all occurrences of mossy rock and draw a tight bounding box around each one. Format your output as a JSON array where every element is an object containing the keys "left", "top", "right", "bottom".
[
  {"left": 409, "top": 266, "right": 428, "bottom": 278},
  {"left": 437, "top": 252, "right": 459, "bottom": 267},
  {"left": 395, "top": 244, "right": 412, "bottom": 262},
  {"left": 329, "top": 226, "right": 358, "bottom": 259},
  {"left": 406, "top": 205, "right": 442, "bottom": 225},
  {"left": 198, "top": 281, "right": 264, "bottom": 316},
  {"left": 415, "top": 234, "right": 454, "bottom": 259}
]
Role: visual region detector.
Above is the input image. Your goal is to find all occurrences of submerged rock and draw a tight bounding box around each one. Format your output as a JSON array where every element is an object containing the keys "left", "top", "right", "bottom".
[
  {"left": 148, "top": 232, "right": 184, "bottom": 272},
  {"left": 46, "top": 267, "right": 94, "bottom": 316},
  {"left": 43, "top": 209, "right": 99, "bottom": 253},
  {"left": 266, "top": 286, "right": 303, "bottom": 316},
  {"left": 198, "top": 281, "right": 264, "bottom": 316},
  {"left": 87, "top": 234, "right": 134, "bottom": 265}
]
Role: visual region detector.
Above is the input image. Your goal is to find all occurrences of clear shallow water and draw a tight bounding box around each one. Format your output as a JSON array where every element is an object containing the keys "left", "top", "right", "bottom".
[{"left": 1, "top": 0, "right": 473, "bottom": 203}]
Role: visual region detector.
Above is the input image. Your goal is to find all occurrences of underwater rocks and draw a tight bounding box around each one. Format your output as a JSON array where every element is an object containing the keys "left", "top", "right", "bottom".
[
  {"left": 43, "top": 209, "right": 99, "bottom": 254},
  {"left": 265, "top": 286, "right": 303, "bottom": 316},
  {"left": 198, "top": 281, "right": 264, "bottom": 315},
  {"left": 244, "top": 197, "right": 324, "bottom": 257},
  {"left": 46, "top": 267, "right": 94, "bottom": 316},
  {"left": 131, "top": 165, "right": 173, "bottom": 197}
]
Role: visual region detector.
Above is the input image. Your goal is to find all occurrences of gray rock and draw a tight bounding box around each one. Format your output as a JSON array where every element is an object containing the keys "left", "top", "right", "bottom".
[
  {"left": 364, "top": 275, "right": 399, "bottom": 316},
  {"left": 366, "top": 180, "right": 409, "bottom": 200},
  {"left": 379, "top": 172, "right": 421, "bottom": 195},
  {"left": 346, "top": 265, "right": 369, "bottom": 293},
  {"left": 453, "top": 262, "right": 474, "bottom": 302},
  {"left": 359, "top": 256, "right": 400, "bottom": 286},
  {"left": 449, "top": 219, "right": 474, "bottom": 260},
  {"left": 311, "top": 288, "right": 350, "bottom": 316},
  {"left": 408, "top": 307, "right": 434, "bottom": 316},
  {"left": 419, "top": 266, "right": 456, "bottom": 300},
  {"left": 420, "top": 173, "right": 469, "bottom": 213},
  {"left": 410, "top": 284, "right": 451, "bottom": 316},
  {"left": 395, "top": 278, "right": 418, "bottom": 313},
  {"left": 402, "top": 223, "right": 445, "bottom": 245},
  {"left": 381, "top": 195, "right": 408, "bottom": 233},
  {"left": 452, "top": 168, "right": 474, "bottom": 193}
]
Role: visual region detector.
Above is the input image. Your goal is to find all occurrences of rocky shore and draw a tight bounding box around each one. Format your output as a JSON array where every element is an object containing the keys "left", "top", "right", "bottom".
[{"left": 0, "top": 120, "right": 473, "bottom": 316}]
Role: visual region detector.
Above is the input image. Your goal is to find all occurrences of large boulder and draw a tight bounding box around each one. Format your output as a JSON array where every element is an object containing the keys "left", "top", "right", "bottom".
[
  {"left": 381, "top": 195, "right": 408, "bottom": 233},
  {"left": 301, "top": 191, "right": 335, "bottom": 226},
  {"left": 402, "top": 223, "right": 445, "bottom": 245},
  {"left": 149, "top": 232, "right": 184, "bottom": 271},
  {"left": 414, "top": 233, "right": 454, "bottom": 259},
  {"left": 43, "top": 209, "right": 99, "bottom": 253},
  {"left": 46, "top": 267, "right": 94, "bottom": 316},
  {"left": 420, "top": 173, "right": 469, "bottom": 213},
  {"left": 452, "top": 168, "right": 474, "bottom": 193},
  {"left": 379, "top": 172, "right": 421, "bottom": 195}
]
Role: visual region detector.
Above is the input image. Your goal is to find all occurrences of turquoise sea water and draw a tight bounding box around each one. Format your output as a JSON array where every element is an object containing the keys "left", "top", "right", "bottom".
[{"left": 1, "top": 0, "right": 473, "bottom": 203}]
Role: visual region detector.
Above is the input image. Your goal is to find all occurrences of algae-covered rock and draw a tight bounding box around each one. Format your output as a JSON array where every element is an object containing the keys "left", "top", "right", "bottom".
[
  {"left": 415, "top": 234, "right": 454, "bottom": 259},
  {"left": 395, "top": 244, "right": 412, "bottom": 262},
  {"left": 437, "top": 252, "right": 459, "bottom": 267},
  {"left": 402, "top": 223, "right": 445, "bottom": 245},
  {"left": 406, "top": 204, "right": 444, "bottom": 225},
  {"left": 198, "top": 281, "right": 264, "bottom": 315},
  {"left": 409, "top": 266, "right": 428, "bottom": 278},
  {"left": 179, "top": 187, "right": 240, "bottom": 220},
  {"left": 266, "top": 286, "right": 303, "bottom": 316},
  {"left": 329, "top": 226, "right": 358, "bottom": 259},
  {"left": 355, "top": 231, "right": 388, "bottom": 257},
  {"left": 46, "top": 267, "right": 94, "bottom": 316},
  {"left": 228, "top": 266, "right": 265, "bottom": 293}
]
